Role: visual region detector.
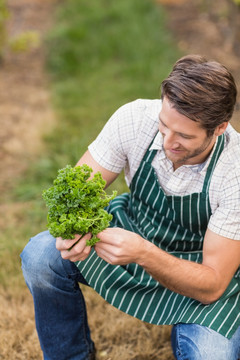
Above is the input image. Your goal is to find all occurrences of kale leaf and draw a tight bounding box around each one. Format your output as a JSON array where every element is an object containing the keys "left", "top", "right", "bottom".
[{"left": 42, "top": 164, "right": 117, "bottom": 246}]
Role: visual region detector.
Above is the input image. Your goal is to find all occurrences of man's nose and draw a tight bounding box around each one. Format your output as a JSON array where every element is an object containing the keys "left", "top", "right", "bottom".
[{"left": 162, "top": 130, "right": 177, "bottom": 148}]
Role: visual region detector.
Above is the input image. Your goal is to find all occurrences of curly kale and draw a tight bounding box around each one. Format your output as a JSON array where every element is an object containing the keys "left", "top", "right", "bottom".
[{"left": 42, "top": 164, "right": 117, "bottom": 246}]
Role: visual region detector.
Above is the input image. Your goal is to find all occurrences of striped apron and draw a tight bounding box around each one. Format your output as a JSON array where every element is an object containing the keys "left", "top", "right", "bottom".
[{"left": 75, "top": 134, "right": 240, "bottom": 339}]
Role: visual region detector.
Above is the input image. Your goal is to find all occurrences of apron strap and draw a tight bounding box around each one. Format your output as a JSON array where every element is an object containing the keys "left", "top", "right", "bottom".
[
  {"left": 142, "top": 135, "right": 158, "bottom": 163},
  {"left": 202, "top": 133, "right": 225, "bottom": 194}
]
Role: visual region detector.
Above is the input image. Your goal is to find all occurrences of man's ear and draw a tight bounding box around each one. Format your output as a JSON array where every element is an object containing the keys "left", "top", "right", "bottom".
[{"left": 215, "top": 122, "right": 228, "bottom": 136}]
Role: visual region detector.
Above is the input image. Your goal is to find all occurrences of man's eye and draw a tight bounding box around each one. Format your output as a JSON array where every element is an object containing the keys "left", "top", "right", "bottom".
[
  {"left": 180, "top": 134, "right": 192, "bottom": 139},
  {"left": 159, "top": 120, "right": 166, "bottom": 128}
]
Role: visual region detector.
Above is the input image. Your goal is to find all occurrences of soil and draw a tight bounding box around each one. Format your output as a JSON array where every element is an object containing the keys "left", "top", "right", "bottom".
[
  {"left": 0, "top": 0, "right": 56, "bottom": 195},
  {"left": 1, "top": 0, "right": 240, "bottom": 359}
]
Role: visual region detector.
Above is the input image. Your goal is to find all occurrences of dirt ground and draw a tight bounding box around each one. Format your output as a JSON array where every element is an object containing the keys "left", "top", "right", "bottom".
[
  {"left": 1, "top": 0, "right": 240, "bottom": 359},
  {"left": 0, "top": 0, "right": 56, "bottom": 196}
]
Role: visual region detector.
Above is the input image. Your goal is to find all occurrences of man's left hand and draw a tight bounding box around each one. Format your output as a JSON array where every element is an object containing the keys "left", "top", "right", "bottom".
[{"left": 95, "top": 227, "right": 145, "bottom": 265}]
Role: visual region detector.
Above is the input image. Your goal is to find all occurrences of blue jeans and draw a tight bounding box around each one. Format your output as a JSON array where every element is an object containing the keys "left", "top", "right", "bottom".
[
  {"left": 21, "top": 231, "right": 94, "bottom": 360},
  {"left": 171, "top": 323, "right": 240, "bottom": 360},
  {"left": 21, "top": 231, "right": 240, "bottom": 360}
]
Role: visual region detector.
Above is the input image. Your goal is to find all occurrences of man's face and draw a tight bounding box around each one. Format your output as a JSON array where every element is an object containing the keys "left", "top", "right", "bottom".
[{"left": 159, "top": 97, "right": 217, "bottom": 169}]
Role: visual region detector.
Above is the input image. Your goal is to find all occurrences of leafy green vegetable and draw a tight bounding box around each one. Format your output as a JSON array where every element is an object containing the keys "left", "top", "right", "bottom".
[{"left": 42, "top": 164, "right": 117, "bottom": 246}]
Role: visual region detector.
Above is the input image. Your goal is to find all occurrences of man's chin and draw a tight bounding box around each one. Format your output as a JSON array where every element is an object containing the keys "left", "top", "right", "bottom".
[{"left": 165, "top": 150, "right": 185, "bottom": 163}]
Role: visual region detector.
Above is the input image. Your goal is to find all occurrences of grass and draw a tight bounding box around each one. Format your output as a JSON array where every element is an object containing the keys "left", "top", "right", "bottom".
[
  {"left": 35, "top": 0, "right": 179, "bottom": 190},
  {"left": 1, "top": 0, "right": 181, "bottom": 358},
  {"left": 12, "top": 0, "right": 181, "bottom": 203}
]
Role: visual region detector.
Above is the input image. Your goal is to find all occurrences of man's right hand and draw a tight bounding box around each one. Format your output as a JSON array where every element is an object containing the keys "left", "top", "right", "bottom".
[{"left": 56, "top": 233, "right": 92, "bottom": 262}]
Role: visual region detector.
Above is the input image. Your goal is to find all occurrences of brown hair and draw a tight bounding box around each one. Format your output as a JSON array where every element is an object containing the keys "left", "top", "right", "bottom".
[{"left": 161, "top": 55, "right": 237, "bottom": 136}]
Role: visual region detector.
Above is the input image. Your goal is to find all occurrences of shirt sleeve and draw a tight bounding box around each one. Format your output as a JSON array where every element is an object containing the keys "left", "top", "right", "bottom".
[
  {"left": 88, "top": 100, "right": 142, "bottom": 173},
  {"left": 208, "top": 161, "right": 240, "bottom": 240}
]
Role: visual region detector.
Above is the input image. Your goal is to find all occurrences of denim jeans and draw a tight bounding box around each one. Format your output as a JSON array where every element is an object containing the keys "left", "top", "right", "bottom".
[
  {"left": 21, "top": 231, "right": 94, "bottom": 360},
  {"left": 171, "top": 323, "right": 240, "bottom": 360},
  {"left": 21, "top": 231, "right": 240, "bottom": 360}
]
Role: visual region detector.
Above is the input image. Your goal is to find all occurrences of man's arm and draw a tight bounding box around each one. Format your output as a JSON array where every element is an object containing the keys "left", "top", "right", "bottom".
[
  {"left": 76, "top": 149, "right": 119, "bottom": 187},
  {"left": 95, "top": 227, "right": 240, "bottom": 304}
]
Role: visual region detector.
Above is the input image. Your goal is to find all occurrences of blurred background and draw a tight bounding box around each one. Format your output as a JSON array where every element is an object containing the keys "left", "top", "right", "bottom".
[{"left": 0, "top": 0, "right": 239, "bottom": 359}]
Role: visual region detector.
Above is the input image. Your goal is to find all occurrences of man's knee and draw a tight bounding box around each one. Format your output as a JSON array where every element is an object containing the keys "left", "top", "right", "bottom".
[
  {"left": 21, "top": 230, "right": 85, "bottom": 291},
  {"left": 171, "top": 323, "right": 240, "bottom": 360},
  {"left": 20, "top": 231, "right": 59, "bottom": 284}
]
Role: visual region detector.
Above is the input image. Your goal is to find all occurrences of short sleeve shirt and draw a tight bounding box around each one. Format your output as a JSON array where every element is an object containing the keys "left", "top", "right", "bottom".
[{"left": 88, "top": 99, "right": 240, "bottom": 240}]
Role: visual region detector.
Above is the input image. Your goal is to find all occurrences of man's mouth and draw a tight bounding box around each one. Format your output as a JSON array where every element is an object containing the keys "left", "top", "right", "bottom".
[{"left": 167, "top": 148, "right": 183, "bottom": 154}]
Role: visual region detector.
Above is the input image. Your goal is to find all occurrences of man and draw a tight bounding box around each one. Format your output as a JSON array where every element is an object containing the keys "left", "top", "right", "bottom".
[{"left": 21, "top": 55, "right": 240, "bottom": 360}]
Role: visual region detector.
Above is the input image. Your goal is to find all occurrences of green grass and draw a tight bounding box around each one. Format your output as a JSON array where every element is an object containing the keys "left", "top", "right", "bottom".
[
  {"left": 47, "top": 1, "right": 177, "bottom": 140},
  {"left": 1, "top": 0, "right": 181, "bottom": 288},
  {"left": 17, "top": 0, "right": 180, "bottom": 198}
]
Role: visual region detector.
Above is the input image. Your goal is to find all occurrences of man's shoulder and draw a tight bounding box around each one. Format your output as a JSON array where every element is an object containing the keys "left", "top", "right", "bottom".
[
  {"left": 125, "top": 99, "right": 162, "bottom": 131},
  {"left": 121, "top": 98, "right": 162, "bottom": 117},
  {"left": 222, "top": 124, "right": 240, "bottom": 161},
  {"left": 215, "top": 124, "right": 240, "bottom": 178},
  {"left": 131, "top": 98, "right": 162, "bottom": 113},
  {"left": 225, "top": 123, "right": 240, "bottom": 141},
  {"left": 112, "top": 99, "right": 161, "bottom": 140}
]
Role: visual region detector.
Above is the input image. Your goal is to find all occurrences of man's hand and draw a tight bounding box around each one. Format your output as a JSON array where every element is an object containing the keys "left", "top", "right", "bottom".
[
  {"left": 56, "top": 233, "right": 92, "bottom": 262},
  {"left": 95, "top": 227, "right": 145, "bottom": 265}
]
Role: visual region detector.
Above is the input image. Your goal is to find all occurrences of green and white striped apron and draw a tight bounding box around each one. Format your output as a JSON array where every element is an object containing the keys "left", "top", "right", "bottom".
[{"left": 75, "top": 134, "right": 240, "bottom": 339}]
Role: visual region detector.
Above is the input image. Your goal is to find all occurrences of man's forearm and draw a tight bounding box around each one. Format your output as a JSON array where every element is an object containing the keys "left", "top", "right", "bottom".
[
  {"left": 96, "top": 227, "right": 238, "bottom": 304},
  {"left": 137, "top": 241, "right": 222, "bottom": 304}
]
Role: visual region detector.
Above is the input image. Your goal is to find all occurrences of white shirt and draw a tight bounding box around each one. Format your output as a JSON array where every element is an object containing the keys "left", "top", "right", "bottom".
[{"left": 89, "top": 99, "right": 240, "bottom": 240}]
